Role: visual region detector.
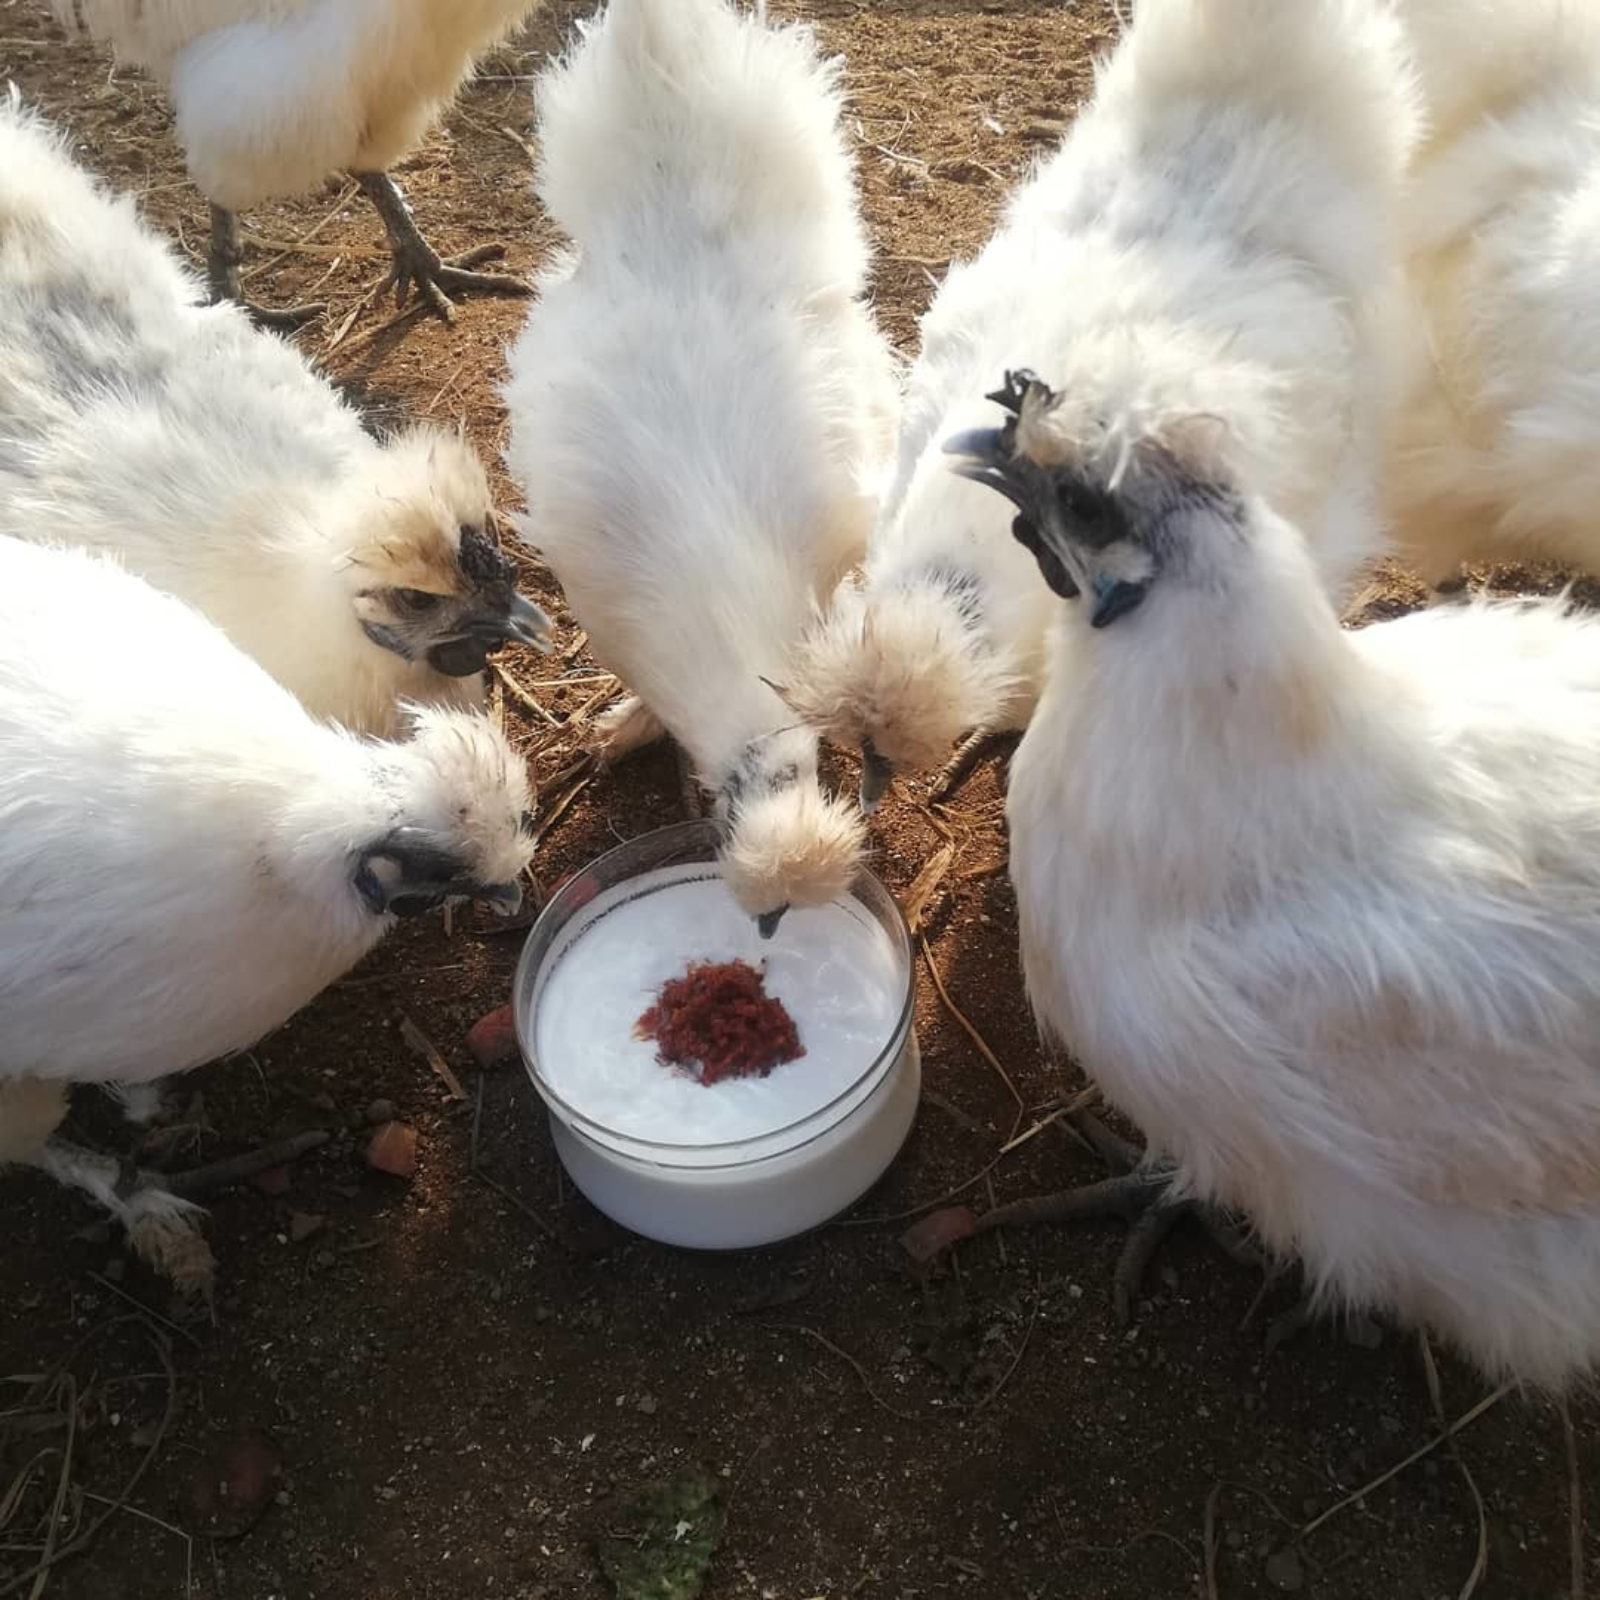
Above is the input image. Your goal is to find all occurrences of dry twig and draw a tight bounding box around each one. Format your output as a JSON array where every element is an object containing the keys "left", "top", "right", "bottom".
[
  {"left": 400, "top": 1012, "right": 466, "bottom": 1101},
  {"left": 765, "top": 1324, "right": 918, "bottom": 1424}
]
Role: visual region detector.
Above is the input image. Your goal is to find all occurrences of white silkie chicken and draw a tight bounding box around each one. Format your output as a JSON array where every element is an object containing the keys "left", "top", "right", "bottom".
[
  {"left": 0, "top": 96, "right": 551, "bottom": 739},
  {"left": 790, "top": 0, "right": 1418, "bottom": 813},
  {"left": 503, "top": 0, "right": 898, "bottom": 936},
  {"left": 0, "top": 535, "right": 536, "bottom": 1293},
  {"left": 953, "top": 367, "right": 1600, "bottom": 1390},
  {"left": 1385, "top": 0, "right": 1600, "bottom": 594},
  {"left": 782, "top": 166, "right": 1066, "bottom": 811},
  {"left": 48, "top": 0, "right": 540, "bottom": 323},
  {"left": 899, "top": 0, "right": 1419, "bottom": 1312}
]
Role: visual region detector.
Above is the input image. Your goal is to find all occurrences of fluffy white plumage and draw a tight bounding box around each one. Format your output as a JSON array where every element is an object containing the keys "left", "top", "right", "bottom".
[
  {"left": 47, "top": 0, "right": 539, "bottom": 316},
  {"left": 0, "top": 96, "right": 549, "bottom": 738},
  {"left": 49, "top": 0, "right": 537, "bottom": 209},
  {"left": 503, "top": 0, "right": 898, "bottom": 925},
  {"left": 0, "top": 535, "right": 535, "bottom": 1274},
  {"left": 783, "top": 149, "right": 1090, "bottom": 802},
  {"left": 973, "top": 382, "right": 1600, "bottom": 1386},
  {"left": 1385, "top": 0, "right": 1600, "bottom": 583},
  {"left": 934, "top": 0, "right": 1600, "bottom": 1391},
  {"left": 950, "top": 0, "right": 1416, "bottom": 609}
]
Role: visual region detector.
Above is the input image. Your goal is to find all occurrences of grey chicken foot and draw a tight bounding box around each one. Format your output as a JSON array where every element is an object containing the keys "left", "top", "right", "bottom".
[
  {"left": 207, "top": 206, "right": 327, "bottom": 331},
  {"left": 928, "top": 729, "right": 1015, "bottom": 804},
  {"left": 972, "top": 1111, "right": 1266, "bottom": 1323},
  {"left": 355, "top": 170, "right": 530, "bottom": 322}
]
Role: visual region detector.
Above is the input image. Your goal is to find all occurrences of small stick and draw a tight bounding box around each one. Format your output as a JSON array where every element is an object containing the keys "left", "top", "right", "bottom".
[
  {"left": 470, "top": 1075, "right": 561, "bottom": 1244},
  {"left": 165, "top": 1131, "right": 329, "bottom": 1198},
  {"left": 971, "top": 1282, "right": 1039, "bottom": 1415},
  {"left": 765, "top": 1324, "right": 918, "bottom": 1424},
  {"left": 919, "top": 938, "right": 1025, "bottom": 1124},
  {"left": 1203, "top": 1482, "right": 1223, "bottom": 1600},
  {"left": 87, "top": 1274, "right": 202, "bottom": 1351},
  {"left": 400, "top": 1012, "right": 466, "bottom": 1101},
  {"left": 1419, "top": 1333, "right": 1489, "bottom": 1600},
  {"left": 1563, "top": 1400, "right": 1586, "bottom": 1600},
  {"left": 494, "top": 661, "right": 561, "bottom": 727},
  {"left": 1301, "top": 1381, "right": 1514, "bottom": 1537}
]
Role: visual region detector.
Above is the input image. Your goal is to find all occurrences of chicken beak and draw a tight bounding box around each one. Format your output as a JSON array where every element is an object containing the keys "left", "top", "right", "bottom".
[
  {"left": 756, "top": 905, "right": 789, "bottom": 940},
  {"left": 475, "top": 881, "right": 524, "bottom": 918},
  {"left": 506, "top": 592, "right": 555, "bottom": 652},
  {"left": 859, "top": 741, "right": 894, "bottom": 814}
]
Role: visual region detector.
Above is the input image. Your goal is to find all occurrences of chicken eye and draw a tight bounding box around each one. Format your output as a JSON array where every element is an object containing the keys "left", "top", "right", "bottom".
[
  {"left": 394, "top": 587, "right": 445, "bottom": 615},
  {"left": 1058, "top": 479, "right": 1109, "bottom": 537}
]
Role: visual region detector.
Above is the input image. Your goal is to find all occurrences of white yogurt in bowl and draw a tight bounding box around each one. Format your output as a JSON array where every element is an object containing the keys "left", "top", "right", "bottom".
[{"left": 514, "top": 821, "right": 920, "bottom": 1248}]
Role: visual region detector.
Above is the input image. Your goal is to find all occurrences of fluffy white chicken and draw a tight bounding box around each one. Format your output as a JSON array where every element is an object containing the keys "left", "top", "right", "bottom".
[
  {"left": 0, "top": 96, "right": 551, "bottom": 739},
  {"left": 1385, "top": 1, "right": 1600, "bottom": 592},
  {"left": 954, "top": 369, "right": 1600, "bottom": 1389},
  {"left": 899, "top": 0, "right": 1418, "bottom": 1310},
  {"left": 47, "top": 0, "right": 539, "bottom": 322},
  {"left": 503, "top": 0, "right": 898, "bottom": 935},
  {"left": 0, "top": 535, "right": 536, "bottom": 1291},
  {"left": 783, "top": 163, "right": 1069, "bottom": 810}
]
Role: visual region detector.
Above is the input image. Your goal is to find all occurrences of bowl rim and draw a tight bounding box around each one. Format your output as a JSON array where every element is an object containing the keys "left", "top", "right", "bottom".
[{"left": 511, "top": 819, "right": 915, "bottom": 1161}]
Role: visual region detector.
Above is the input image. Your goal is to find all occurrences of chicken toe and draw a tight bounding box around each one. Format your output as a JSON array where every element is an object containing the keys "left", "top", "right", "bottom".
[
  {"left": 954, "top": 1112, "right": 1265, "bottom": 1324},
  {"left": 206, "top": 206, "right": 327, "bottom": 332},
  {"left": 356, "top": 172, "right": 530, "bottom": 323}
]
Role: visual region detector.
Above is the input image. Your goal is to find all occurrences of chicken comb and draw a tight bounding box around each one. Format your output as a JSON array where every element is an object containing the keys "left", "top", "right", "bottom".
[{"left": 985, "top": 368, "right": 1058, "bottom": 421}]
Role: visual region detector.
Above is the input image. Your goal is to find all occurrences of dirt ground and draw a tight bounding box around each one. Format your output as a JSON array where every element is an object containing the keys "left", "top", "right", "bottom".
[{"left": 0, "top": 4, "right": 1590, "bottom": 1598}]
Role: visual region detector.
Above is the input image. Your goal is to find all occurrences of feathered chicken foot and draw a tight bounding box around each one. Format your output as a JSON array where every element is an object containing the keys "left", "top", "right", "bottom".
[
  {"left": 928, "top": 729, "right": 1016, "bottom": 804},
  {"left": 34, "top": 1138, "right": 215, "bottom": 1298},
  {"left": 592, "top": 695, "right": 669, "bottom": 764},
  {"left": 972, "top": 1111, "right": 1265, "bottom": 1324},
  {"left": 355, "top": 171, "right": 531, "bottom": 323},
  {"left": 207, "top": 206, "right": 327, "bottom": 331}
]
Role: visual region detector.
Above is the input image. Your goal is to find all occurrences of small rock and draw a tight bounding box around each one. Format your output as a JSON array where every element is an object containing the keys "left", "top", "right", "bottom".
[
  {"left": 313, "top": 1250, "right": 336, "bottom": 1271},
  {"left": 365, "top": 1099, "right": 396, "bottom": 1127},
  {"left": 309, "top": 1091, "right": 337, "bottom": 1115},
  {"left": 252, "top": 1166, "right": 291, "bottom": 1197},
  {"left": 467, "top": 1005, "right": 518, "bottom": 1069},
  {"left": 188, "top": 1431, "right": 284, "bottom": 1538},
  {"left": 636, "top": 1395, "right": 658, "bottom": 1416},
  {"left": 288, "top": 1211, "right": 326, "bottom": 1244},
  {"left": 365, "top": 1121, "right": 417, "bottom": 1178},
  {"left": 1265, "top": 1547, "right": 1304, "bottom": 1593}
]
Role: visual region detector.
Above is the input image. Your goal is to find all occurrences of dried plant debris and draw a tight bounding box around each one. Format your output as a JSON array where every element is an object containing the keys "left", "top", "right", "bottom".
[{"left": 597, "top": 1468, "right": 726, "bottom": 1600}]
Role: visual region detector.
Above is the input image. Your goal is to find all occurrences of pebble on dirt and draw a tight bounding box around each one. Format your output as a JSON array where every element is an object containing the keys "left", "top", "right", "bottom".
[
  {"left": 466, "top": 1004, "right": 518, "bottom": 1068},
  {"left": 365, "top": 1121, "right": 418, "bottom": 1179}
]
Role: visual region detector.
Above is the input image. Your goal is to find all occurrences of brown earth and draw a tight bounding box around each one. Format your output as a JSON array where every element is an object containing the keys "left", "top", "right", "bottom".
[{"left": 0, "top": 4, "right": 1590, "bottom": 1599}]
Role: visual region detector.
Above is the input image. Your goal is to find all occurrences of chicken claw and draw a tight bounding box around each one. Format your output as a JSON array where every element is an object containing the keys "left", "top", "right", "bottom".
[
  {"left": 904, "top": 1112, "right": 1266, "bottom": 1324},
  {"left": 356, "top": 172, "right": 530, "bottom": 323}
]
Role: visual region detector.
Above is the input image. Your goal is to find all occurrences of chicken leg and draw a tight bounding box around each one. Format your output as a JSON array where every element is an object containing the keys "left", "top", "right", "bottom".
[
  {"left": 928, "top": 729, "right": 1018, "bottom": 804},
  {"left": 355, "top": 171, "right": 531, "bottom": 323},
  {"left": 971, "top": 1112, "right": 1266, "bottom": 1323},
  {"left": 207, "top": 206, "right": 327, "bottom": 332},
  {"left": 34, "top": 1137, "right": 215, "bottom": 1298}
]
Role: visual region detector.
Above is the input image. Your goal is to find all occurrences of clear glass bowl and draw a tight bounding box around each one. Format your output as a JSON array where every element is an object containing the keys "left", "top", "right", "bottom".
[{"left": 512, "top": 820, "right": 920, "bottom": 1248}]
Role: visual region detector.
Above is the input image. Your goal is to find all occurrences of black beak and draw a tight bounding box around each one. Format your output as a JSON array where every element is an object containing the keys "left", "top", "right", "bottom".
[
  {"left": 756, "top": 905, "right": 789, "bottom": 940},
  {"left": 859, "top": 741, "right": 894, "bottom": 814},
  {"left": 474, "top": 880, "right": 524, "bottom": 918},
  {"left": 505, "top": 592, "right": 555, "bottom": 651},
  {"left": 943, "top": 427, "right": 1034, "bottom": 512}
]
